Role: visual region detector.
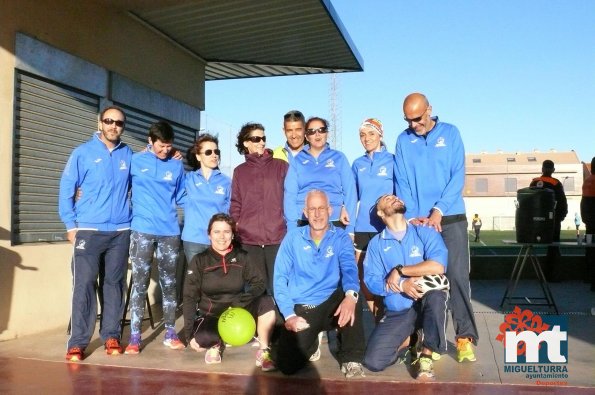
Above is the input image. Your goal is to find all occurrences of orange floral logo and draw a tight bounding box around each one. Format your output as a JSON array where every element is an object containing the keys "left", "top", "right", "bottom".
[{"left": 496, "top": 306, "right": 550, "bottom": 356}]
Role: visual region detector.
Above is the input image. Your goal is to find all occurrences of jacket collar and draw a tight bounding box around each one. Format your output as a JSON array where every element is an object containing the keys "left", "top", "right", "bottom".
[{"left": 244, "top": 148, "right": 274, "bottom": 165}]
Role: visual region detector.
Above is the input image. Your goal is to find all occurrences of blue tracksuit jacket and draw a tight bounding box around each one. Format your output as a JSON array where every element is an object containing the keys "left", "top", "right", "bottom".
[
  {"left": 273, "top": 223, "right": 360, "bottom": 319},
  {"left": 59, "top": 132, "right": 132, "bottom": 231},
  {"left": 352, "top": 147, "right": 396, "bottom": 232},
  {"left": 130, "top": 149, "right": 185, "bottom": 236},
  {"left": 182, "top": 168, "right": 231, "bottom": 244},
  {"left": 284, "top": 144, "right": 357, "bottom": 233},
  {"left": 394, "top": 117, "right": 466, "bottom": 219},
  {"left": 363, "top": 223, "right": 448, "bottom": 312}
]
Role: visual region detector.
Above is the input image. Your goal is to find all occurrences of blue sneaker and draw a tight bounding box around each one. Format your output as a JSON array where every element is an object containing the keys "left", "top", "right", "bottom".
[{"left": 163, "top": 328, "right": 185, "bottom": 350}]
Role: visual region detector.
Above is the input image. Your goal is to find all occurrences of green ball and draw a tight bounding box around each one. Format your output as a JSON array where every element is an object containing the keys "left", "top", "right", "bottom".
[{"left": 218, "top": 307, "right": 256, "bottom": 346}]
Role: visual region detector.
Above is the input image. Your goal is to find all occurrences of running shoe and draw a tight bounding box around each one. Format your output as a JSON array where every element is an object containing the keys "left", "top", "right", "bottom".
[
  {"left": 309, "top": 331, "right": 323, "bottom": 362},
  {"left": 104, "top": 338, "right": 123, "bottom": 355},
  {"left": 163, "top": 329, "right": 185, "bottom": 350},
  {"left": 255, "top": 348, "right": 276, "bottom": 372},
  {"left": 340, "top": 362, "right": 366, "bottom": 378},
  {"left": 205, "top": 344, "right": 222, "bottom": 364},
  {"left": 65, "top": 347, "right": 84, "bottom": 362},
  {"left": 415, "top": 356, "right": 435, "bottom": 381},
  {"left": 456, "top": 337, "right": 477, "bottom": 362},
  {"left": 125, "top": 334, "right": 141, "bottom": 355}
]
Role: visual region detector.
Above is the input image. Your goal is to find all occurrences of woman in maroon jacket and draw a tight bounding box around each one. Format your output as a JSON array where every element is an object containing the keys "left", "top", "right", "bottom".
[
  {"left": 182, "top": 213, "right": 276, "bottom": 370},
  {"left": 230, "top": 122, "right": 288, "bottom": 295}
]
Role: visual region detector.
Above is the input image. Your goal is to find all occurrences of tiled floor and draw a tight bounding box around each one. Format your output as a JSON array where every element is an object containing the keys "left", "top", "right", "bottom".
[{"left": 0, "top": 280, "right": 593, "bottom": 394}]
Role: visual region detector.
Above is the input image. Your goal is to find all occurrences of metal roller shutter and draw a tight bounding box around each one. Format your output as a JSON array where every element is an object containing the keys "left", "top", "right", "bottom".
[
  {"left": 114, "top": 104, "right": 197, "bottom": 159},
  {"left": 12, "top": 71, "right": 100, "bottom": 244},
  {"left": 12, "top": 72, "right": 198, "bottom": 244}
]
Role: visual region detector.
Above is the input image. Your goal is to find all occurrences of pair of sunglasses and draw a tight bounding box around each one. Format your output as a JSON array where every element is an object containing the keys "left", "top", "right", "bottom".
[
  {"left": 305, "top": 127, "right": 328, "bottom": 136},
  {"left": 102, "top": 118, "right": 125, "bottom": 127},
  {"left": 201, "top": 149, "right": 220, "bottom": 156},
  {"left": 246, "top": 136, "right": 266, "bottom": 143}
]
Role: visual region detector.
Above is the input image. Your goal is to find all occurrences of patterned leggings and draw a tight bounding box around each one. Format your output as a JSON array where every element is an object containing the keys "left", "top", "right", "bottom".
[{"left": 129, "top": 231, "right": 180, "bottom": 335}]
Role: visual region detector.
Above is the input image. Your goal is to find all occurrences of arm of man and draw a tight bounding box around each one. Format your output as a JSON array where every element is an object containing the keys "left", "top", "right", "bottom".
[
  {"left": 386, "top": 225, "right": 448, "bottom": 296},
  {"left": 273, "top": 234, "right": 300, "bottom": 322},
  {"left": 394, "top": 137, "right": 418, "bottom": 220},
  {"left": 58, "top": 152, "right": 82, "bottom": 243},
  {"left": 174, "top": 164, "right": 187, "bottom": 207},
  {"left": 363, "top": 237, "right": 391, "bottom": 296},
  {"left": 555, "top": 182, "right": 568, "bottom": 220},
  {"left": 432, "top": 126, "right": 465, "bottom": 217},
  {"left": 335, "top": 231, "right": 360, "bottom": 327},
  {"left": 274, "top": 238, "right": 310, "bottom": 332}
]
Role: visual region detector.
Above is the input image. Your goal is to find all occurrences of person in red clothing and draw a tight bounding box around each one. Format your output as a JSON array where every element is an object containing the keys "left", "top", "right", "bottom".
[
  {"left": 529, "top": 159, "right": 568, "bottom": 282},
  {"left": 231, "top": 123, "right": 289, "bottom": 296},
  {"left": 581, "top": 157, "right": 595, "bottom": 291}
]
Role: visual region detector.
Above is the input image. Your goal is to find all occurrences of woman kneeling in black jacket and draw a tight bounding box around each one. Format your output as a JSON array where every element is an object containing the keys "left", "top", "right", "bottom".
[{"left": 182, "top": 213, "right": 277, "bottom": 371}]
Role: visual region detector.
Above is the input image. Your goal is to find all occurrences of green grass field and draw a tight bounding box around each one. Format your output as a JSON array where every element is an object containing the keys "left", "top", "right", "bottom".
[
  {"left": 468, "top": 230, "right": 579, "bottom": 246},
  {"left": 468, "top": 230, "right": 584, "bottom": 256}
]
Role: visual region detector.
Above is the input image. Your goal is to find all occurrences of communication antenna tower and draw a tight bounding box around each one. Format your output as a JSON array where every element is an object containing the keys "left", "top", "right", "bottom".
[{"left": 329, "top": 74, "right": 342, "bottom": 150}]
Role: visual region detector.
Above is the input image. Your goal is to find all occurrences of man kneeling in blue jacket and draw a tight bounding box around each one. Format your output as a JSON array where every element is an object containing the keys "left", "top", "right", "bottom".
[
  {"left": 273, "top": 189, "right": 365, "bottom": 378},
  {"left": 363, "top": 194, "right": 449, "bottom": 381}
]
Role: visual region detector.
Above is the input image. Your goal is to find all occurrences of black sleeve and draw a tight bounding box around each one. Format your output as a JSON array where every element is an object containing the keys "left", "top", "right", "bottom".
[
  {"left": 233, "top": 252, "right": 266, "bottom": 307},
  {"left": 554, "top": 182, "right": 568, "bottom": 220},
  {"left": 182, "top": 255, "right": 202, "bottom": 343}
]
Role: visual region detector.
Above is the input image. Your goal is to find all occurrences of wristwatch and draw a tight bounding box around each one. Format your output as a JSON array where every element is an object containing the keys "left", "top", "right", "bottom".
[
  {"left": 346, "top": 290, "right": 359, "bottom": 302},
  {"left": 393, "top": 264, "right": 404, "bottom": 276}
]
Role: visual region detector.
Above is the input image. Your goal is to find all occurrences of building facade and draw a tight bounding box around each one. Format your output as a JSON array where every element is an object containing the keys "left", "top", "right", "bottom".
[{"left": 464, "top": 151, "right": 584, "bottom": 231}]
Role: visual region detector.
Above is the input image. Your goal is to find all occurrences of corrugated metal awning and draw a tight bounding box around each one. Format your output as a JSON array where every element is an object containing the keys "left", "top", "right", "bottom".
[{"left": 112, "top": 0, "right": 363, "bottom": 80}]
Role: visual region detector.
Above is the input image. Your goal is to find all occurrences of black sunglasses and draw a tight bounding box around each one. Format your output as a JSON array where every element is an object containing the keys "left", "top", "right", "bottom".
[
  {"left": 404, "top": 107, "right": 428, "bottom": 124},
  {"left": 246, "top": 136, "right": 266, "bottom": 143},
  {"left": 102, "top": 118, "right": 125, "bottom": 127},
  {"left": 305, "top": 127, "right": 328, "bottom": 136},
  {"left": 201, "top": 149, "right": 221, "bottom": 156}
]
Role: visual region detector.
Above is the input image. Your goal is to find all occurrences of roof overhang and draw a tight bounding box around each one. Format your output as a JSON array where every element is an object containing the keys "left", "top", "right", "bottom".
[{"left": 104, "top": 0, "right": 363, "bottom": 80}]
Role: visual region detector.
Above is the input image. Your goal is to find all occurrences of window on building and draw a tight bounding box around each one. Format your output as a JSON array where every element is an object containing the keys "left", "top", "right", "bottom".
[
  {"left": 472, "top": 158, "right": 481, "bottom": 163},
  {"left": 505, "top": 177, "right": 517, "bottom": 192},
  {"left": 528, "top": 156, "right": 537, "bottom": 162},
  {"left": 507, "top": 157, "right": 516, "bottom": 162},
  {"left": 562, "top": 177, "right": 574, "bottom": 192},
  {"left": 475, "top": 178, "right": 488, "bottom": 193}
]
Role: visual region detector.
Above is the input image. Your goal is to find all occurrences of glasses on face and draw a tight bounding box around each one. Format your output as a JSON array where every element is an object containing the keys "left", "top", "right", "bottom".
[
  {"left": 404, "top": 107, "right": 428, "bottom": 125},
  {"left": 201, "top": 149, "right": 221, "bottom": 156},
  {"left": 102, "top": 118, "right": 125, "bottom": 127},
  {"left": 307, "top": 206, "right": 328, "bottom": 214},
  {"left": 246, "top": 136, "right": 266, "bottom": 143},
  {"left": 305, "top": 127, "right": 328, "bottom": 136}
]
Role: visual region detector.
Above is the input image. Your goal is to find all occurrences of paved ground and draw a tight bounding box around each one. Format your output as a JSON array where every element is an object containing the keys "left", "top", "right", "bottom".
[{"left": 0, "top": 279, "right": 593, "bottom": 394}]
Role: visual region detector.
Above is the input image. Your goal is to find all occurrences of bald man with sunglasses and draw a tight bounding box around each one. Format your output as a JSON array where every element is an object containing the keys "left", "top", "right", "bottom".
[{"left": 394, "top": 93, "right": 478, "bottom": 363}]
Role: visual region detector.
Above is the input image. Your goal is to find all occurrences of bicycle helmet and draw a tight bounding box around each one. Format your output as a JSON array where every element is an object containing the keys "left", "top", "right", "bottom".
[{"left": 417, "top": 274, "right": 450, "bottom": 295}]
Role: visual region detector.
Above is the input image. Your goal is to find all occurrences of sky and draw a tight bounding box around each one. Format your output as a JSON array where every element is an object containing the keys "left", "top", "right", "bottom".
[{"left": 201, "top": 0, "right": 595, "bottom": 175}]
